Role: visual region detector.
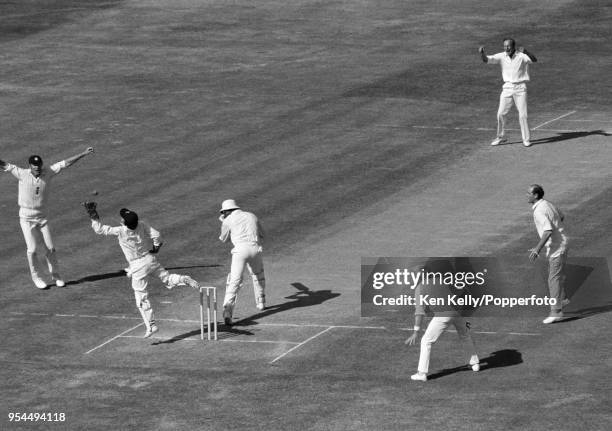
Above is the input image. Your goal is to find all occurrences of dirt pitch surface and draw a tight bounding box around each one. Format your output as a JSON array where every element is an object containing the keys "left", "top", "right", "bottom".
[{"left": 1, "top": 1, "right": 611, "bottom": 430}]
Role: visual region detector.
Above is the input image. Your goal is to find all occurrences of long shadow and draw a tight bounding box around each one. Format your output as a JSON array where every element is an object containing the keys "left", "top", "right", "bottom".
[
  {"left": 64, "top": 264, "right": 222, "bottom": 286},
  {"left": 560, "top": 303, "right": 612, "bottom": 323},
  {"left": 152, "top": 326, "right": 253, "bottom": 345},
  {"left": 233, "top": 282, "right": 341, "bottom": 326},
  {"left": 427, "top": 349, "right": 523, "bottom": 380},
  {"left": 64, "top": 270, "right": 127, "bottom": 286},
  {"left": 530, "top": 130, "right": 610, "bottom": 146}
]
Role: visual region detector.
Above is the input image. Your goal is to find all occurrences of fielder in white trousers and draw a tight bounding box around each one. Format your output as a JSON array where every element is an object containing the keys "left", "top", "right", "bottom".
[
  {"left": 417, "top": 316, "right": 479, "bottom": 376},
  {"left": 406, "top": 283, "right": 479, "bottom": 381},
  {"left": 497, "top": 82, "right": 530, "bottom": 143},
  {"left": 480, "top": 38, "right": 537, "bottom": 147}
]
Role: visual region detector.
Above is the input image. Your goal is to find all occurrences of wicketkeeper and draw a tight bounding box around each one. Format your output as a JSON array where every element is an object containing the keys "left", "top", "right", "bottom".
[{"left": 83, "top": 202, "right": 200, "bottom": 337}]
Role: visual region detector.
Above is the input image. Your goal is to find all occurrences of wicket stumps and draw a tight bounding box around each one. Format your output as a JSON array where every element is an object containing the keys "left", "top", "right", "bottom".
[{"left": 199, "top": 286, "right": 218, "bottom": 341}]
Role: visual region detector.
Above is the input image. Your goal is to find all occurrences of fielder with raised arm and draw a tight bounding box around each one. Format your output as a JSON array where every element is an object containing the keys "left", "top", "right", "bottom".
[
  {"left": 83, "top": 203, "right": 200, "bottom": 337},
  {"left": 1, "top": 148, "right": 94, "bottom": 289},
  {"left": 479, "top": 38, "right": 537, "bottom": 147},
  {"left": 218, "top": 199, "right": 266, "bottom": 326}
]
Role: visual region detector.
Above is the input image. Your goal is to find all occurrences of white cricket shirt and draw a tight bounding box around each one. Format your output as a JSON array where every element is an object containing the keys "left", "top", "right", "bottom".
[
  {"left": 3, "top": 161, "right": 66, "bottom": 218},
  {"left": 532, "top": 199, "right": 569, "bottom": 258},
  {"left": 487, "top": 52, "right": 533, "bottom": 83}
]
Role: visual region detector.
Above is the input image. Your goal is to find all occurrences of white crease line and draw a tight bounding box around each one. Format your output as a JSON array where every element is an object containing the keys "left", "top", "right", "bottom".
[
  {"left": 533, "top": 111, "right": 577, "bottom": 130},
  {"left": 84, "top": 323, "right": 144, "bottom": 355},
  {"left": 270, "top": 326, "right": 334, "bottom": 364}
]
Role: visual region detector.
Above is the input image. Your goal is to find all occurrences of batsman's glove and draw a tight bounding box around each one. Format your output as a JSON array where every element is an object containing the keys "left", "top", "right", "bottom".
[{"left": 82, "top": 201, "right": 99, "bottom": 220}]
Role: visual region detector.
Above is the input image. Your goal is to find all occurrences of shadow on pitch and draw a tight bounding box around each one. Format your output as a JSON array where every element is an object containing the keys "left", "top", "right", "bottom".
[
  {"left": 559, "top": 303, "right": 612, "bottom": 323},
  {"left": 233, "top": 282, "right": 341, "bottom": 326},
  {"left": 530, "top": 130, "right": 611, "bottom": 146},
  {"left": 427, "top": 349, "right": 523, "bottom": 380},
  {"left": 152, "top": 326, "right": 253, "bottom": 345},
  {"left": 64, "top": 264, "right": 222, "bottom": 286}
]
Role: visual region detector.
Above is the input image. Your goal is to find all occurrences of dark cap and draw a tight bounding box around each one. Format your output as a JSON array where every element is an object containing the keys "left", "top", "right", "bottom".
[
  {"left": 120, "top": 208, "right": 139, "bottom": 230},
  {"left": 28, "top": 155, "right": 43, "bottom": 166}
]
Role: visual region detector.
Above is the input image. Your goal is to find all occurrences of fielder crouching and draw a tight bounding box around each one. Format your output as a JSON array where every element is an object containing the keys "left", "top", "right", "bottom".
[
  {"left": 84, "top": 203, "right": 200, "bottom": 337},
  {"left": 218, "top": 199, "right": 266, "bottom": 326}
]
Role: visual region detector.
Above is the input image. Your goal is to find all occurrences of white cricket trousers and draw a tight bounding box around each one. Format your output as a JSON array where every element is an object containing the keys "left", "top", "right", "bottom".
[
  {"left": 19, "top": 217, "right": 60, "bottom": 281},
  {"left": 548, "top": 251, "right": 568, "bottom": 315},
  {"left": 130, "top": 257, "right": 188, "bottom": 330},
  {"left": 418, "top": 316, "right": 479, "bottom": 374},
  {"left": 223, "top": 244, "right": 265, "bottom": 313},
  {"left": 497, "top": 82, "right": 530, "bottom": 143}
]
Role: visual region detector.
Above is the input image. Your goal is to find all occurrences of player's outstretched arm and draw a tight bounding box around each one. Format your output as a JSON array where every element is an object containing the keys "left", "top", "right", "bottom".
[
  {"left": 478, "top": 46, "right": 488, "bottom": 63},
  {"left": 64, "top": 147, "right": 94, "bottom": 167}
]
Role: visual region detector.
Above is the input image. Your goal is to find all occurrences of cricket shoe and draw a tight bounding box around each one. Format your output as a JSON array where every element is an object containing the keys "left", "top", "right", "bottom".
[
  {"left": 543, "top": 313, "right": 564, "bottom": 324},
  {"left": 470, "top": 361, "right": 480, "bottom": 372},
  {"left": 490, "top": 137, "right": 507, "bottom": 146},
  {"left": 256, "top": 297, "right": 266, "bottom": 311},
  {"left": 410, "top": 372, "right": 427, "bottom": 382},
  {"left": 52, "top": 274, "right": 65, "bottom": 287},
  {"left": 144, "top": 325, "right": 159, "bottom": 338},
  {"left": 181, "top": 276, "right": 200, "bottom": 289},
  {"left": 523, "top": 140, "right": 532, "bottom": 147},
  {"left": 223, "top": 308, "right": 233, "bottom": 326},
  {"left": 32, "top": 277, "right": 48, "bottom": 289}
]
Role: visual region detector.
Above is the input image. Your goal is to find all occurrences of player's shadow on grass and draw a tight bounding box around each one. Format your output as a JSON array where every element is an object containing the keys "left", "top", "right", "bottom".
[
  {"left": 560, "top": 303, "right": 612, "bottom": 323},
  {"left": 64, "top": 264, "right": 222, "bottom": 286},
  {"left": 427, "top": 349, "right": 523, "bottom": 380},
  {"left": 530, "top": 130, "right": 610, "bottom": 146},
  {"left": 233, "top": 282, "right": 341, "bottom": 326}
]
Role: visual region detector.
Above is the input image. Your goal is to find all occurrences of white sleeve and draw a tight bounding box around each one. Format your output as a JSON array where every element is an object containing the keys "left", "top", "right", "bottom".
[
  {"left": 50, "top": 160, "right": 67, "bottom": 174},
  {"left": 486, "top": 53, "right": 502, "bottom": 64},
  {"left": 91, "top": 219, "right": 122, "bottom": 236}
]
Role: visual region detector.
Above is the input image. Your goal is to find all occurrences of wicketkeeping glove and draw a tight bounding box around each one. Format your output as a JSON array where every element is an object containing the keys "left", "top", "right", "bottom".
[{"left": 82, "top": 201, "right": 99, "bottom": 220}]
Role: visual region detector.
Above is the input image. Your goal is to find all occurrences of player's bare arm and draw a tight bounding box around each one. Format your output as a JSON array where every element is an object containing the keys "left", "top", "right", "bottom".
[
  {"left": 518, "top": 46, "right": 538, "bottom": 62},
  {"left": 478, "top": 46, "right": 488, "bottom": 63},
  {"left": 529, "top": 230, "right": 552, "bottom": 262},
  {"left": 64, "top": 147, "right": 94, "bottom": 167},
  {"left": 405, "top": 314, "right": 424, "bottom": 345}
]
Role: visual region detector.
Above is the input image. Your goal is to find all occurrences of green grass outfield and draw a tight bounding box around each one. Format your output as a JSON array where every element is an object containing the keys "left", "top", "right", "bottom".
[{"left": 1, "top": 1, "right": 611, "bottom": 430}]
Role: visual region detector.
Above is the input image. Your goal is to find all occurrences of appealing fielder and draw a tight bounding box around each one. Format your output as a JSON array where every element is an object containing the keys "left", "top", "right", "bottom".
[
  {"left": 527, "top": 184, "right": 570, "bottom": 324},
  {"left": 405, "top": 269, "right": 480, "bottom": 382},
  {"left": 84, "top": 203, "right": 200, "bottom": 337},
  {"left": 0, "top": 148, "right": 94, "bottom": 289},
  {"left": 218, "top": 199, "right": 266, "bottom": 326},
  {"left": 479, "top": 38, "right": 537, "bottom": 147}
]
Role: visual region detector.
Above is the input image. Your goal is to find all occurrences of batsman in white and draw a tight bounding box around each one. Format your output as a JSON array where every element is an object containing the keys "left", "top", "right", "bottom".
[
  {"left": 479, "top": 38, "right": 537, "bottom": 147},
  {"left": 218, "top": 199, "right": 266, "bottom": 326},
  {"left": 84, "top": 203, "right": 200, "bottom": 337},
  {"left": 0, "top": 147, "right": 94, "bottom": 289},
  {"left": 405, "top": 263, "right": 480, "bottom": 382}
]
